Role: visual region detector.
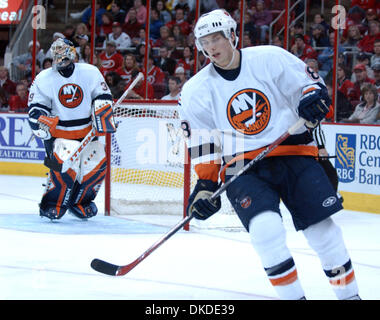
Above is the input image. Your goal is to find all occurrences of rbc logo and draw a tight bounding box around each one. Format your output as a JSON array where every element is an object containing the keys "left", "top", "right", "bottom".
[{"left": 335, "top": 134, "right": 356, "bottom": 183}]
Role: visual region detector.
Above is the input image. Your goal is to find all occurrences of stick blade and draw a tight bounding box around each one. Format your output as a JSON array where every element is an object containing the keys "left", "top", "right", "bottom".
[{"left": 91, "top": 258, "right": 120, "bottom": 276}]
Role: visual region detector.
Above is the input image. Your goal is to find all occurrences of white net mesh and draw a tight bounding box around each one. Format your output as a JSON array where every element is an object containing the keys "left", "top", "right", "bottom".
[{"left": 108, "top": 101, "right": 242, "bottom": 230}]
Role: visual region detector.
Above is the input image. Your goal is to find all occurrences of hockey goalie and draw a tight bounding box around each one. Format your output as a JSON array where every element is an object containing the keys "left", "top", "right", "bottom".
[{"left": 27, "top": 38, "right": 116, "bottom": 220}]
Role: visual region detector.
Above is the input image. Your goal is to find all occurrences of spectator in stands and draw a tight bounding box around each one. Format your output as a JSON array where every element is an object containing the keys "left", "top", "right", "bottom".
[
  {"left": 132, "top": 28, "right": 153, "bottom": 48},
  {"left": 122, "top": 7, "right": 142, "bottom": 39},
  {"left": 310, "top": 24, "right": 330, "bottom": 48},
  {"left": 342, "top": 25, "right": 362, "bottom": 49},
  {"left": 63, "top": 24, "right": 75, "bottom": 41},
  {"left": 337, "top": 63, "right": 356, "bottom": 101},
  {"left": 232, "top": 0, "right": 246, "bottom": 24},
  {"left": 157, "top": 46, "right": 177, "bottom": 75},
  {"left": 313, "top": 13, "right": 330, "bottom": 36},
  {"left": 125, "top": 0, "right": 147, "bottom": 25},
  {"left": 176, "top": 45, "right": 193, "bottom": 77},
  {"left": 125, "top": 69, "right": 154, "bottom": 99},
  {"left": 291, "top": 34, "right": 318, "bottom": 61},
  {"left": 172, "top": 24, "right": 187, "bottom": 47},
  {"left": 156, "top": 0, "right": 172, "bottom": 25},
  {"left": 8, "top": 83, "right": 28, "bottom": 113},
  {"left": 0, "top": 66, "right": 16, "bottom": 98},
  {"left": 116, "top": 53, "right": 140, "bottom": 83},
  {"left": 0, "top": 87, "right": 8, "bottom": 112},
  {"left": 334, "top": 63, "right": 356, "bottom": 121},
  {"left": 371, "top": 39, "right": 380, "bottom": 67},
  {"left": 341, "top": 83, "right": 380, "bottom": 124},
  {"left": 75, "top": 34, "right": 89, "bottom": 59},
  {"left": 372, "top": 62, "right": 380, "bottom": 92},
  {"left": 168, "top": 0, "right": 193, "bottom": 17},
  {"left": 252, "top": 0, "right": 272, "bottom": 44},
  {"left": 143, "top": 55, "right": 166, "bottom": 98},
  {"left": 357, "top": 20, "right": 380, "bottom": 53},
  {"left": 105, "top": 71, "right": 122, "bottom": 98},
  {"left": 99, "top": 40, "right": 124, "bottom": 76},
  {"left": 238, "top": 12, "right": 258, "bottom": 46},
  {"left": 81, "top": 2, "right": 107, "bottom": 27},
  {"left": 105, "top": 22, "right": 132, "bottom": 51},
  {"left": 12, "top": 41, "right": 45, "bottom": 74},
  {"left": 78, "top": 44, "right": 92, "bottom": 63},
  {"left": 290, "top": 22, "right": 310, "bottom": 46},
  {"left": 98, "top": 11, "right": 114, "bottom": 38},
  {"left": 161, "top": 76, "right": 181, "bottom": 100},
  {"left": 150, "top": 8, "right": 164, "bottom": 41},
  {"left": 109, "top": 0, "right": 126, "bottom": 24},
  {"left": 166, "top": 6, "right": 191, "bottom": 36},
  {"left": 197, "top": 51, "right": 210, "bottom": 70},
  {"left": 153, "top": 25, "right": 172, "bottom": 48},
  {"left": 42, "top": 58, "right": 53, "bottom": 69},
  {"left": 318, "top": 32, "right": 344, "bottom": 79},
  {"left": 352, "top": 52, "right": 375, "bottom": 81},
  {"left": 73, "top": 23, "right": 90, "bottom": 47},
  {"left": 360, "top": 8, "right": 378, "bottom": 33},
  {"left": 166, "top": 36, "right": 183, "bottom": 60},
  {"left": 272, "top": 35, "right": 283, "bottom": 47},
  {"left": 351, "top": 63, "right": 376, "bottom": 102},
  {"left": 305, "top": 58, "right": 319, "bottom": 74},
  {"left": 174, "top": 66, "right": 187, "bottom": 88},
  {"left": 242, "top": 32, "right": 253, "bottom": 48}
]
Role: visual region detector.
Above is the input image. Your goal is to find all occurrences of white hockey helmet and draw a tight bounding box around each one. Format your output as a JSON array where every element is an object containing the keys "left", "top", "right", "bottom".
[
  {"left": 194, "top": 9, "right": 238, "bottom": 52},
  {"left": 51, "top": 38, "right": 76, "bottom": 70}
]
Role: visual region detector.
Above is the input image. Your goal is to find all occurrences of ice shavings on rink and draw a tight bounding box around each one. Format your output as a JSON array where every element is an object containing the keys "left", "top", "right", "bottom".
[{"left": 1, "top": 175, "right": 380, "bottom": 300}]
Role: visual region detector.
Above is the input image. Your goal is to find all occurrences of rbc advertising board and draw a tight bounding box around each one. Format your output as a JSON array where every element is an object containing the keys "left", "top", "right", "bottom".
[{"left": 322, "top": 123, "right": 379, "bottom": 213}]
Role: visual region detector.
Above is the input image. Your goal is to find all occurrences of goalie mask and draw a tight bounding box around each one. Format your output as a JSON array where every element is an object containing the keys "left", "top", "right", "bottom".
[
  {"left": 51, "top": 38, "right": 76, "bottom": 70},
  {"left": 194, "top": 9, "right": 238, "bottom": 56}
]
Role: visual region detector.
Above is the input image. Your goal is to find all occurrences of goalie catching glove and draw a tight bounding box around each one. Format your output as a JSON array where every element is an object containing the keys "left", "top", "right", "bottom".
[
  {"left": 298, "top": 83, "right": 331, "bottom": 128},
  {"left": 92, "top": 99, "right": 116, "bottom": 135},
  {"left": 187, "top": 179, "right": 221, "bottom": 220}
]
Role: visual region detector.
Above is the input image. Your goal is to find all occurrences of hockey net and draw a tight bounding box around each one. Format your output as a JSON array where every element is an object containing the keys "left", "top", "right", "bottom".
[{"left": 105, "top": 100, "right": 243, "bottom": 230}]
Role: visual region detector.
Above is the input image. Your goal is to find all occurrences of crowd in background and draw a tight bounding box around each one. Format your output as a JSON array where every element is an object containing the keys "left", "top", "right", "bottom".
[{"left": 1, "top": 0, "right": 379, "bottom": 124}]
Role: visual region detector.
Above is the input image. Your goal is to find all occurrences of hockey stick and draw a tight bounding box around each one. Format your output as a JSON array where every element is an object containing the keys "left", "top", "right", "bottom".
[
  {"left": 90, "top": 117, "right": 306, "bottom": 277},
  {"left": 54, "top": 72, "right": 144, "bottom": 172}
]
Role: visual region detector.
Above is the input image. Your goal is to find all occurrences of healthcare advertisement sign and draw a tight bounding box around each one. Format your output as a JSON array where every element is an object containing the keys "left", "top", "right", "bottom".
[{"left": 0, "top": 112, "right": 45, "bottom": 163}]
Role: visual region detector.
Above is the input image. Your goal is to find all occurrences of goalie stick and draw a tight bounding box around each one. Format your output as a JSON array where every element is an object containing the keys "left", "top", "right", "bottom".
[
  {"left": 48, "top": 72, "right": 144, "bottom": 172},
  {"left": 90, "top": 118, "right": 306, "bottom": 277}
]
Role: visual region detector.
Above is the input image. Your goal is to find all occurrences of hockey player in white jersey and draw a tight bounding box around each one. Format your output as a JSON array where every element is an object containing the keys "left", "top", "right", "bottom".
[
  {"left": 28, "top": 38, "right": 116, "bottom": 220},
  {"left": 179, "top": 9, "right": 360, "bottom": 300}
]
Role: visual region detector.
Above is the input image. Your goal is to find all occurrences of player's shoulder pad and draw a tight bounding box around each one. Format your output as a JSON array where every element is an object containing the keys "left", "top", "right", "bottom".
[{"left": 74, "top": 62, "right": 101, "bottom": 74}]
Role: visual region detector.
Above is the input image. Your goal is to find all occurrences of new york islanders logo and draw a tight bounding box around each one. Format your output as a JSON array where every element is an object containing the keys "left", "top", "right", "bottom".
[
  {"left": 226, "top": 89, "right": 271, "bottom": 135},
  {"left": 58, "top": 83, "right": 83, "bottom": 108}
]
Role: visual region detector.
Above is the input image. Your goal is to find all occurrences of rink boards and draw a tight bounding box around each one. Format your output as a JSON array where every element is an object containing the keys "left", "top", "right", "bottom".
[{"left": 0, "top": 112, "right": 379, "bottom": 214}]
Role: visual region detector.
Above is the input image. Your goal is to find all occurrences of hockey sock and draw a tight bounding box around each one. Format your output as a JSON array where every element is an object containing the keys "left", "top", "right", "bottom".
[
  {"left": 303, "top": 217, "right": 359, "bottom": 300},
  {"left": 248, "top": 211, "right": 305, "bottom": 300}
]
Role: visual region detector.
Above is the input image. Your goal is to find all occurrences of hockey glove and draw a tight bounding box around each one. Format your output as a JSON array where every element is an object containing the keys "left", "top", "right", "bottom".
[
  {"left": 92, "top": 99, "right": 116, "bottom": 136},
  {"left": 187, "top": 179, "right": 221, "bottom": 220},
  {"left": 298, "top": 83, "right": 331, "bottom": 127},
  {"left": 36, "top": 115, "right": 59, "bottom": 140}
]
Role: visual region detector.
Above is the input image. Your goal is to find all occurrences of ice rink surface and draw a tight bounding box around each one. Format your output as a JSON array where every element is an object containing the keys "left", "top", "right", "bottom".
[{"left": 1, "top": 174, "right": 380, "bottom": 301}]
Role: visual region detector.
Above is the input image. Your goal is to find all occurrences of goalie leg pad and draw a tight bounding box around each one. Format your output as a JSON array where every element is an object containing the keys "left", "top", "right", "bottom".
[
  {"left": 39, "top": 169, "right": 77, "bottom": 220},
  {"left": 68, "top": 141, "right": 107, "bottom": 219}
]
